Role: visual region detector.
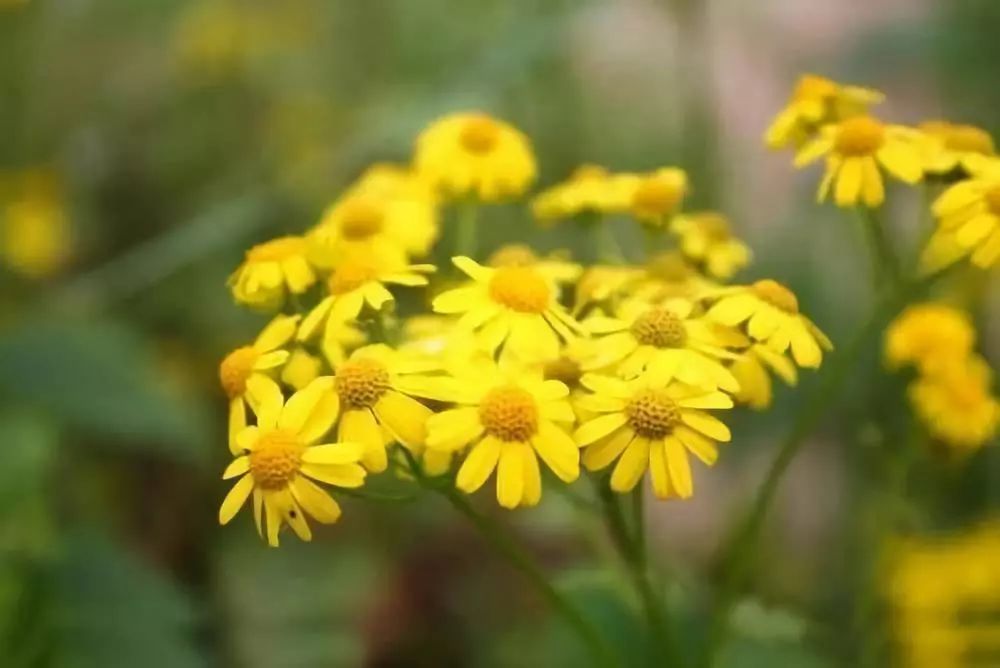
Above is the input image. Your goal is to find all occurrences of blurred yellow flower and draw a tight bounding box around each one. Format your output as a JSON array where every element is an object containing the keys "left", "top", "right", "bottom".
[
  {"left": 730, "top": 344, "right": 798, "bottom": 410},
  {"left": 670, "top": 212, "right": 751, "bottom": 280},
  {"left": 573, "top": 265, "right": 644, "bottom": 316},
  {"left": 281, "top": 348, "right": 323, "bottom": 391},
  {"left": 531, "top": 164, "right": 636, "bottom": 223},
  {"left": 795, "top": 115, "right": 923, "bottom": 207},
  {"left": 414, "top": 112, "right": 537, "bottom": 201},
  {"left": 425, "top": 364, "right": 577, "bottom": 509},
  {"left": 0, "top": 170, "right": 71, "bottom": 278},
  {"left": 229, "top": 236, "right": 317, "bottom": 310},
  {"left": 219, "top": 377, "right": 366, "bottom": 547},
  {"left": 486, "top": 243, "right": 582, "bottom": 284},
  {"left": 574, "top": 373, "right": 732, "bottom": 499},
  {"left": 627, "top": 167, "right": 689, "bottom": 226},
  {"left": 765, "top": 74, "right": 883, "bottom": 150},
  {"left": 909, "top": 356, "right": 1000, "bottom": 451},
  {"left": 918, "top": 120, "right": 995, "bottom": 177},
  {"left": 354, "top": 162, "right": 439, "bottom": 204},
  {"left": 218, "top": 314, "right": 298, "bottom": 450},
  {"left": 924, "top": 164, "right": 1000, "bottom": 269},
  {"left": 707, "top": 279, "right": 832, "bottom": 368},
  {"left": 885, "top": 303, "right": 975, "bottom": 374}
]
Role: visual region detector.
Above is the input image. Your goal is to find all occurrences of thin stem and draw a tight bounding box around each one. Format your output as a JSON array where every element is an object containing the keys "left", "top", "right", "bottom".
[
  {"left": 455, "top": 199, "right": 478, "bottom": 259},
  {"left": 856, "top": 206, "right": 902, "bottom": 290},
  {"left": 586, "top": 215, "right": 625, "bottom": 264}
]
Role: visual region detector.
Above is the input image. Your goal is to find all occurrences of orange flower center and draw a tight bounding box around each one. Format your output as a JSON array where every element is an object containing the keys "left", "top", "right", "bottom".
[
  {"left": 630, "top": 308, "right": 687, "bottom": 348},
  {"left": 459, "top": 115, "right": 501, "bottom": 154},
  {"left": 246, "top": 236, "right": 306, "bottom": 262},
  {"left": 834, "top": 116, "right": 885, "bottom": 157},
  {"left": 984, "top": 186, "right": 1000, "bottom": 216},
  {"left": 249, "top": 429, "right": 303, "bottom": 490},
  {"left": 338, "top": 197, "right": 384, "bottom": 240},
  {"left": 328, "top": 263, "right": 377, "bottom": 295},
  {"left": 752, "top": 279, "right": 799, "bottom": 314},
  {"left": 336, "top": 357, "right": 391, "bottom": 408},
  {"left": 626, "top": 389, "right": 680, "bottom": 440},
  {"left": 219, "top": 346, "right": 259, "bottom": 398},
  {"left": 479, "top": 385, "right": 539, "bottom": 442},
  {"left": 632, "top": 175, "right": 685, "bottom": 217},
  {"left": 488, "top": 243, "right": 539, "bottom": 267},
  {"left": 488, "top": 266, "right": 551, "bottom": 313}
]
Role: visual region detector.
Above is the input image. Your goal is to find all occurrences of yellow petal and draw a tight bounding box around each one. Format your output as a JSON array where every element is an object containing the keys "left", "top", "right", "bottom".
[
  {"left": 222, "top": 456, "right": 250, "bottom": 479},
  {"left": 219, "top": 474, "right": 254, "bottom": 525},
  {"left": 574, "top": 412, "right": 628, "bottom": 447},
  {"left": 610, "top": 437, "right": 649, "bottom": 493},
  {"left": 255, "top": 314, "right": 300, "bottom": 352},
  {"left": 426, "top": 408, "right": 484, "bottom": 452},
  {"left": 456, "top": 436, "right": 501, "bottom": 493},
  {"left": 228, "top": 398, "right": 247, "bottom": 455},
  {"left": 532, "top": 422, "right": 580, "bottom": 482},
  {"left": 290, "top": 476, "right": 342, "bottom": 524},
  {"left": 834, "top": 157, "right": 862, "bottom": 207},
  {"left": 374, "top": 390, "right": 432, "bottom": 450},
  {"left": 246, "top": 375, "right": 283, "bottom": 430},
  {"left": 648, "top": 440, "right": 671, "bottom": 499},
  {"left": 300, "top": 462, "right": 367, "bottom": 488},
  {"left": 680, "top": 410, "right": 731, "bottom": 442},
  {"left": 301, "top": 442, "right": 365, "bottom": 465},
  {"left": 339, "top": 409, "right": 387, "bottom": 472},
  {"left": 583, "top": 427, "right": 634, "bottom": 471},
  {"left": 496, "top": 442, "right": 527, "bottom": 509},
  {"left": 665, "top": 436, "right": 693, "bottom": 499}
]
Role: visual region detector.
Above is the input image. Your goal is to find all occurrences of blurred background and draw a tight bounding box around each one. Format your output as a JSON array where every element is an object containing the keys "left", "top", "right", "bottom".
[{"left": 2, "top": 0, "right": 999, "bottom": 666}]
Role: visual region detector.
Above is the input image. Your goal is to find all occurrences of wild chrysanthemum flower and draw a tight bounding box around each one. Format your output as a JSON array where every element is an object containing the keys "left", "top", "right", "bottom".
[
  {"left": 229, "top": 235, "right": 316, "bottom": 310},
  {"left": 765, "top": 74, "right": 883, "bottom": 150},
  {"left": 219, "top": 377, "right": 367, "bottom": 547},
  {"left": 923, "top": 164, "right": 1000, "bottom": 269},
  {"left": 885, "top": 303, "right": 975, "bottom": 374},
  {"left": 424, "top": 365, "right": 578, "bottom": 509},
  {"left": 670, "top": 212, "right": 751, "bottom": 280},
  {"left": 919, "top": 120, "right": 995, "bottom": 177},
  {"left": 794, "top": 115, "right": 923, "bottom": 207},
  {"left": 531, "top": 164, "right": 636, "bottom": 223},
  {"left": 706, "top": 279, "right": 832, "bottom": 368},
  {"left": 730, "top": 344, "right": 798, "bottom": 410},
  {"left": 627, "top": 167, "right": 689, "bottom": 226},
  {"left": 909, "top": 356, "right": 1000, "bottom": 451},
  {"left": 298, "top": 257, "right": 434, "bottom": 339},
  {"left": 582, "top": 299, "right": 740, "bottom": 392},
  {"left": 574, "top": 374, "right": 732, "bottom": 499},
  {"left": 414, "top": 112, "right": 537, "bottom": 201},
  {"left": 219, "top": 314, "right": 299, "bottom": 449},
  {"left": 432, "top": 256, "right": 581, "bottom": 362}
]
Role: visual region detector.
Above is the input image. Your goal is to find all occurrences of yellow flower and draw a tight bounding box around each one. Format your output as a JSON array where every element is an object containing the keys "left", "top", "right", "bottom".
[
  {"left": 219, "top": 377, "right": 367, "bottom": 547},
  {"left": 573, "top": 265, "right": 644, "bottom": 316},
  {"left": 354, "top": 162, "right": 439, "bottom": 204},
  {"left": 582, "top": 299, "right": 740, "bottom": 392},
  {"left": 794, "top": 115, "right": 924, "bottom": 207},
  {"left": 765, "top": 74, "right": 883, "bottom": 150},
  {"left": 414, "top": 112, "right": 537, "bottom": 201},
  {"left": 730, "top": 345, "right": 798, "bottom": 410},
  {"left": 924, "top": 164, "right": 1000, "bottom": 269},
  {"left": 326, "top": 345, "right": 449, "bottom": 473},
  {"left": 706, "top": 279, "right": 832, "bottom": 368},
  {"left": 884, "top": 303, "right": 975, "bottom": 374},
  {"left": 574, "top": 373, "right": 732, "bottom": 499},
  {"left": 298, "top": 257, "right": 433, "bottom": 341},
  {"left": 218, "top": 314, "right": 299, "bottom": 451},
  {"left": 531, "top": 164, "right": 637, "bottom": 223},
  {"left": 909, "top": 356, "right": 1000, "bottom": 451},
  {"left": 425, "top": 364, "right": 578, "bottom": 509},
  {"left": 486, "top": 243, "right": 583, "bottom": 284},
  {"left": 281, "top": 348, "right": 323, "bottom": 391},
  {"left": 432, "top": 256, "right": 581, "bottom": 362},
  {"left": 1, "top": 171, "right": 71, "bottom": 279},
  {"left": 627, "top": 167, "right": 688, "bottom": 225},
  {"left": 670, "top": 212, "right": 752, "bottom": 280},
  {"left": 918, "top": 120, "right": 995, "bottom": 177},
  {"left": 229, "top": 235, "right": 317, "bottom": 310}
]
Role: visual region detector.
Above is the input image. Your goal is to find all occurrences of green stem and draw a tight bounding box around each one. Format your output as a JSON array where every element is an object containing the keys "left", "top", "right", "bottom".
[
  {"left": 455, "top": 199, "right": 478, "bottom": 259},
  {"left": 856, "top": 207, "right": 902, "bottom": 290},
  {"left": 587, "top": 216, "right": 625, "bottom": 264}
]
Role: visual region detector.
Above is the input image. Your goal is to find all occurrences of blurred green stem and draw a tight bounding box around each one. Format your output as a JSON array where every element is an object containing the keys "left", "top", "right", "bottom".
[
  {"left": 455, "top": 200, "right": 479, "bottom": 259},
  {"left": 586, "top": 216, "right": 624, "bottom": 264},
  {"left": 856, "top": 207, "right": 902, "bottom": 290}
]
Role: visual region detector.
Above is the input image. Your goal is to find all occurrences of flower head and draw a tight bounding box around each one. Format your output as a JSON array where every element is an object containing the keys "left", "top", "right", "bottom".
[
  {"left": 627, "top": 168, "right": 689, "bottom": 225},
  {"left": 909, "top": 356, "right": 1000, "bottom": 451},
  {"left": 219, "top": 377, "right": 367, "bottom": 547},
  {"left": 414, "top": 112, "right": 537, "bottom": 201},
  {"left": 229, "top": 235, "right": 316, "bottom": 310},
  {"left": 574, "top": 374, "right": 732, "bottom": 499},
  {"left": 919, "top": 120, "right": 995, "bottom": 177},
  {"left": 885, "top": 303, "right": 975, "bottom": 374},
  {"left": 670, "top": 212, "right": 751, "bottom": 280},
  {"left": 0, "top": 169, "right": 71, "bottom": 278},
  {"left": 765, "top": 74, "right": 883, "bottom": 150},
  {"left": 922, "top": 164, "right": 1000, "bottom": 269},
  {"left": 531, "top": 164, "right": 637, "bottom": 223}
]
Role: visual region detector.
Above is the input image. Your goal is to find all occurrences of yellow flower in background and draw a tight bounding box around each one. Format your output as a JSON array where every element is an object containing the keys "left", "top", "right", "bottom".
[
  {"left": 0, "top": 170, "right": 71, "bottom": 279},
  {"left": 795, "top": 115, "right": 923, "bottom": 207},
  {"left": 414, "top": 112, "right": 537, "bottom": 201},
  {"left": 918, "top": 120, "right": 995, "bottom": 177},
  {"left": 670, "top": 212, "right": 752, "bottom": 280},
  {"left": 218, "top": 314, "right": 299, "bottom": 451},
  {"left": 229, "top": 235, "right": 316, "bottom": 310},
  {"left": 627, "top": 167, "right": 689, "bottom": 226},
  {"left": 425, "top": 364, "right": 578, "bottom": 509},
  {"left": 573, "top": 265, "right": 644, "bottom": 316},
  {"left": 707, "top": 279, "right": 832, "bottom": 368},
  {"left": 219, "top": 377, "right": 366, "bottom": 547},
  {"left": 925, "top": 164, "right": 1000, "bottom": 269},
  {"left": 397, "top": 314, "right": 486, "bottom": 373},
  {"left": 765, "top": 74, "right": 883, "bottom": 150},
  {"left": 354, "top": 162, "right": 439, "bottom": 204},
  {"left": 432, "top": 256, "right": 581, "bottom": 362},
  {"left": 281, "top": 348, "right": 324, "bottom": 391},
  {"left": 632, "top": 251, "right": 717, "bottom": 304},
  {"left": 730, "top": 344, "right": 798, "bottom": 410},
  {"left": 885, "top": 303, "right": 975, "bottom": 374},
  {"left": 909, "top": 356, "right": 1000, "bottom": 451},
  {"left": 531, "top": 164, "right": 636, "bottom": 223},
  {"left": 574, "top": 374, "right": 732, "bottom": 499},
  {"left": 582, "top": 298, "right": 741, "bottom": 392},
  {"left": 486, "top": 243, "right": 583, "bottom": 284}
]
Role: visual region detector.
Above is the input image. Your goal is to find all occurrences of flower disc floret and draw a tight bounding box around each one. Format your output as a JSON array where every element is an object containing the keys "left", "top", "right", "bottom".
[
  {"left": 219, "top": 346, "right": 258, "bottom": 398},
  {"left": 248, "top": 430, "right": 303, "bottom": 490},
  {"left": 626, "top": 389, "right": 681, "bottom": 440},
  {"left": 338, "top": 197, "right": 384, "bottom": 240},
  {"left": 629, "top": 308, "right": 687, "bottom": 348},
  {"left": 460, "top": 115, "right": 501, "bottom": 154},
  {"left": 479, "top": 386, "right": 539, "bottom": 442},
  {"left": 834, "top": 116, "right": 885, "bottom": 156},
  {"left": 487, "top": 266, "right": 551, "bottom": 313},
  {"left": 336, "top": 358, "right": 391, "bottom": 408}
]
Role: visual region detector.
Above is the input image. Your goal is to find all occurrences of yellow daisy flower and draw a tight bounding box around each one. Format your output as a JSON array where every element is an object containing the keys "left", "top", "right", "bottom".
[
  {"left": 414, "top": 112, "right": 537, "bottom": 201},
  {"left": 918, "top": 120, "right": 996, "bottom": 177},
  {"left": 573, "top": 265, "right": 644, "bottom": 316},
  {"left": 925, "top": 164, "right": 1000, "bottom": 268},
  {"left": 531, "top": 164, "right": 637, "bottom": 223},
  {"left": 765, "top": 74, "right": 883, "bottom": 150},
  {"left": 670, "top": 212, "right": 752, "bottom": 280},
  {"left": 794, "top": 115, "right": 924, "bottom": 207},
  {"left": 432, "top": 256, "right": 581, "bottom": 362},
  {"left": 706, "top": 279, "right": 832, "bottom": 368},
  {"left": 581, "top": 299, "right": 740, "bottom": 392},
  {"left": 218, "top": 314, "right": 299, "bottom": 451},
  {"left": 486, "top": 243, "right": 583, "bottom": 284},
  {"left": 219, "top": 377, "right": 367, "bottom": 547},
  {"left": 909, "top": 356, "right": 1000, "bottom": 451},
  {"left": 730, "top": 344, "right": 798, "bottom": 410},
  {"left": 884, "top": 303, "right": 975, "bottom": 374},
  {"left": 574, "top": 374, "right": 732, "bottom": 499},
  {"left": 298, "top": 257, "right": 434, "bottom": 341},
  {"left": 424, "top": 364, "right": 578, "bottom": 509},
  {"left": 627, "top": 167, "right": 689, "bottom": 226},
  {"left": 229, "top": 235, "right": 317, "bottom": 310}
]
